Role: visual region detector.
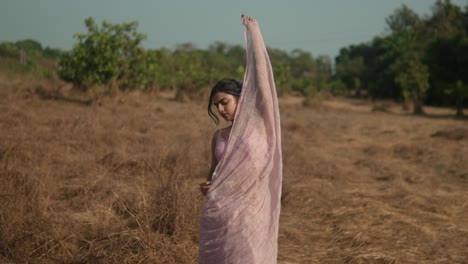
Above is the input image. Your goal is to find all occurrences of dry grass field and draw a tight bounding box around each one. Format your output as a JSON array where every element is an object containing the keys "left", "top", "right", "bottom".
[{"left": 0, "top": 72, "right": 467, "bottom": 263}]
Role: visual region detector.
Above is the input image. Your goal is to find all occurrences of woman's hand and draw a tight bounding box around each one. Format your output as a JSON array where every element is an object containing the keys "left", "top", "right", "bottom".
[
  {"left": 200, "top": 181, "right": 211, "bottom": 196},
  {"left": 242, "top": 14, "right": 256, "bottom": 23}
]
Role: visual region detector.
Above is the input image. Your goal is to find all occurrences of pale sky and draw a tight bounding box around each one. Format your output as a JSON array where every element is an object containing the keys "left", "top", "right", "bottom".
[{"left": 1, "top": 0, "right": 467, "bottom": 59}]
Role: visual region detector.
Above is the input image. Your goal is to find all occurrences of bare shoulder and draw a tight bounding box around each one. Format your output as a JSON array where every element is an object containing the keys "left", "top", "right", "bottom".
[
  {"left": 211, "top": 129, "right": 221, "bottom": 144},
  {"left": 212, "top": 129, "right": 221, "bottom": 138},
  {"left": 220, "top": 126, "right": 232, "bottom": 140}
]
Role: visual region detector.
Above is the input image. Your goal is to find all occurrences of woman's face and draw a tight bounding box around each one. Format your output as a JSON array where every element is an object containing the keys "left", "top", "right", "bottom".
[{"left": 213, "top": 92, "right": 238, "bottom": 122}]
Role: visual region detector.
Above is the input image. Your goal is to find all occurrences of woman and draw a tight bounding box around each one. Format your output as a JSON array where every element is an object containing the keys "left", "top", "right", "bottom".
[
  {"left": 199, "top": 15, "right": 282, "bottom": 264},
  {"left": 200, "top": 78, "right": 242, "bottom": 196}
]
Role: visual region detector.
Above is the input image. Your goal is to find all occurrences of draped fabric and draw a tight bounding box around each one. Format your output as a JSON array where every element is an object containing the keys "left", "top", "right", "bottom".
[{"left": 199, "top": 15, "right": 282, "bottom": 264}]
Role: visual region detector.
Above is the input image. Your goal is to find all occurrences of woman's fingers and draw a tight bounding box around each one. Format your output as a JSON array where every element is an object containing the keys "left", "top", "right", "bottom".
[
  {"left": 242, "top": 14, "right": 256, "bottom": 22},
  {"left": 200, "top": 181, "right": 211, "bottom": 186},
  {"left": 200, "top": 181, "right": 211, "bottom": 196}
]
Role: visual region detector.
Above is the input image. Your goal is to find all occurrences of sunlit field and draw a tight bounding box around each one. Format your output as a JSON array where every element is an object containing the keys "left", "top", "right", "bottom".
[{"left": 1, "top": 72, "right": 467, "bottom": 263}]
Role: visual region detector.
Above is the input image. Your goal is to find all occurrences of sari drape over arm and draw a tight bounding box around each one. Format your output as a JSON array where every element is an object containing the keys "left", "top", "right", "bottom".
[{"left": 199, "top": 15, "right": 283, "bottom": 264}]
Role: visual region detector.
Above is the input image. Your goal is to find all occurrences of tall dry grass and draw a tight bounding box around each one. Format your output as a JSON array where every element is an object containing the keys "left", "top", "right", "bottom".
[
  {"left": 1, "top": 75, "right": 467, "bottom": 263},
  {"left": 0, "top": 76, "right": 211, "bottom": 263},
  {"left": 0, "top": 145, "right": 204, "bottom": 263}
]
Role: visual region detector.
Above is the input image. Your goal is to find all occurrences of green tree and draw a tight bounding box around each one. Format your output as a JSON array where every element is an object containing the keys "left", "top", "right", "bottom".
[
  {"left": 289, "top": 49, "right": 314, "bottom": 78},
  {"left": 315, "top": 55, "right": 332, "bottom": 91},
  {"left": 426, "top": 0, "right": 464, "bottom": 38},
  {"left": 385, "top": 4, "right": 422, "bottom": 33},
  {"left": 289, "top": 49, "right": 316, "bottom": 95},
  {"left": 427, "top": 34, "right": 468, "bottom": 112},
  {"left": 43, "top": 46, "right": 62, "bottom": 59},
  {"left": 445, "top": 80, "right": 468, "bottom": 116},
  {"left": 394, "top": 57, "right": 430, "bottom": 114},
  {"left": 268, "top": 48, "right": 291, "bottom": 94},
  {"left": 335, "top": 50, "right": 365, "bottom": 96},
  {"left": 15, "top": 39, "right": 43, "bottom": 56},
  {"left": 58, "top": 17, "right": 150, "bottom": 91},
  {"left": 0, "top": 42, "right": 20, "bottom": 58},
  {"left": 383, "top": 29, "right": 429, "bottom": 114},
  {"left": 425, "top": 0, "right": 467, "bottom": 114},
  {"left": 378, "top": 4, "right": 431, "bottom": 114}
]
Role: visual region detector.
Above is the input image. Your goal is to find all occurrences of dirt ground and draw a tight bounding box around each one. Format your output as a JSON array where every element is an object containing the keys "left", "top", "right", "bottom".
[{"left": 1, "top": 75, "right": 467, "bottom": 263}]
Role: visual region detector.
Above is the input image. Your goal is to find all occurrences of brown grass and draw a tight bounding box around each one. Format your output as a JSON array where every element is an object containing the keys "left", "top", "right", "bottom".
[{"left": 1, "top": 74, "right": 467, "bottom": 263}]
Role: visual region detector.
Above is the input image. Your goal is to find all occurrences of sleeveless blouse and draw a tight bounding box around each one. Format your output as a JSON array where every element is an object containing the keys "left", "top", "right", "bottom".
[{"left": 214, "top": 130, "right": 228, "bottom": 161}]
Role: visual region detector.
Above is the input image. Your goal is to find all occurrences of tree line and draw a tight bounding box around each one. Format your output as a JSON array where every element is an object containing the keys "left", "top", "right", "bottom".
[
  {"left": 335, "top": 0, "right": 467, "bottom": 115},
  {"left": 0, "top": 17, "right": 336, "bottom": 99},
  {"left": 54, "top": 17, "right": 337, "bottom": 99},
  {"left": 0, "top": 0, "right": 466, "bottom": 115}
]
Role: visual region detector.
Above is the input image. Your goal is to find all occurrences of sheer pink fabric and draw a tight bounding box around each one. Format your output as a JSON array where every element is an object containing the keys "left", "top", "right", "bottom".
[{"left": 199, "top": 15, "right": 282, "bottom": 264}]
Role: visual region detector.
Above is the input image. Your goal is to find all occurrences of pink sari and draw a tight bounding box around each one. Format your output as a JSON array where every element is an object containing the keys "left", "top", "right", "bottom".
[{"left": 199, "top": 15, "right": 282, "bottom": 264}]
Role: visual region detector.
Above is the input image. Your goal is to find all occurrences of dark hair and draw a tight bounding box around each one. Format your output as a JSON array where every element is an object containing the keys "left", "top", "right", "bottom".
[{"left": 208, "top": 78, "right": 243, "bottom": 124}]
